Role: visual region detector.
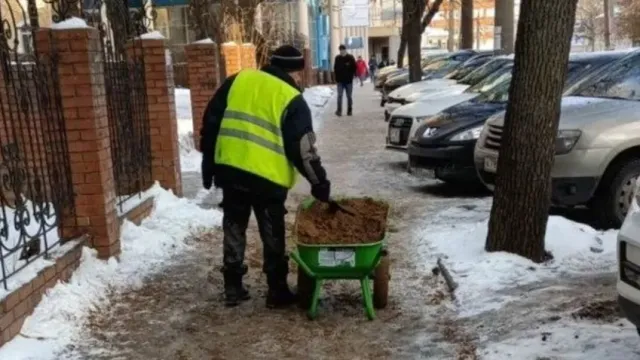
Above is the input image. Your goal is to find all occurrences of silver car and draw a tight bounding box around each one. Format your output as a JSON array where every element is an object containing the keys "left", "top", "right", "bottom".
[{"left": 474, "top": 49, "right": 640, "bottom": 228}]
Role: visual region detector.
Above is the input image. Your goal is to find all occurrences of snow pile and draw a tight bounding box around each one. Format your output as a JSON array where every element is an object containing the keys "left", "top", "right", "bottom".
[
  {"left": 175, "top": 85, "right": 334, "bottom": 173},
  {"left": 423, "top": 214, "right": 618, "bottom": 317},
  {"left": 138, "top": 31, "right": 165, "bottom": 40},
  {"left": 50, "top": 17, "right": 90, "bottom": 30},
  {"left": 303, "top": 86, "right": 334, "bottom": 131},
  {"left": 0, "top": 183, "right": 222, "bottom": 360}
]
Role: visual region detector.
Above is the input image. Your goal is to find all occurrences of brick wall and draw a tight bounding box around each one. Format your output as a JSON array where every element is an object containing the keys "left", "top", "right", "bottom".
[
  {"left": 118, "top": 197, "right": 154, "bottom": 226},
  {"left": 185, "top": 42, "right": 219, "bottom": 150},
  {"left": 0, "top": 238, "right": 85, "bottom": 347},
  {"left": 134, "top": 39, "right": 182, "bottom": 196},
  {"left": 221, "top": 42, "right": 242, "bottom": 76}
]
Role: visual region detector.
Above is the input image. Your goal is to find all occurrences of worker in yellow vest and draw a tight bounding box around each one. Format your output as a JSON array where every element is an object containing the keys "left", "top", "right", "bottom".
[{"left": 200, "top": 45, "right": 331, "bottom": 308}]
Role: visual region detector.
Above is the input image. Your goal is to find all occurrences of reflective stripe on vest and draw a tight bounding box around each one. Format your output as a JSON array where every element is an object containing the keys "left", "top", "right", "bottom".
[{"left": 214, "top": 69, "right": 300, "bottom": 188}]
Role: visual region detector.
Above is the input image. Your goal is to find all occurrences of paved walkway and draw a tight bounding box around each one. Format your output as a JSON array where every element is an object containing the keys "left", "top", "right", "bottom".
[{"left": 63, "top": 84, "right": 488, "bottom": 360}]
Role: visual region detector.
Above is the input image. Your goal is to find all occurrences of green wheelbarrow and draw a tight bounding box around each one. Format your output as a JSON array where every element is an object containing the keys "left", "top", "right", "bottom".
[{"left": 289, "top": 198, "right": 390, "bottom": 320}]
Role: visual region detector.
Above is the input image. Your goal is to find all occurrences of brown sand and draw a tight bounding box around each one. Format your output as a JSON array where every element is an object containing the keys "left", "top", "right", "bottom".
[{"left": 296, "top": 198, "right": 389, "bottom": 245}]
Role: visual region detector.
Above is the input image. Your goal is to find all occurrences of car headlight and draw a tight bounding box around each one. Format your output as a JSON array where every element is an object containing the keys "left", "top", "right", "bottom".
[
  {"left": 449, "top": 125, "right": 484, "bottom": 141},
  {"left": 555, "top": 129, "right": 581, "bottom": 155},
  {"left": 415, "top": 116, "right": 431, "bottom": 123}
]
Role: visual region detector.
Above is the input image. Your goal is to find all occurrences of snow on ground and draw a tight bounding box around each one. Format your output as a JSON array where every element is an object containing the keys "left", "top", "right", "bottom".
[
  {"left": 423, "top": 205, "right": 619, "bottom": 318},
  {"left": 175, "top": 85, "right": 334, "bottom": 173},
  {"left": 480, "top": 320, "right": 639, "bottom": 360},
  {"left": 0, "top": 183, "right": 222, "bottom": 360}
]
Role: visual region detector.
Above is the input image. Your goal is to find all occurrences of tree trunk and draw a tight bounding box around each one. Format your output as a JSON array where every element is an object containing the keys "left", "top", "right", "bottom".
[
  {"left": 397, "top": 1, "right": 409, "bottom": 68},
  {"left": 484, "top": 0, "right": 579, "bottom": 263},
  {"left": 420, "top": 0, "right": 445, "bottom": 32},
  {"left": 397, "top": 33, "right": 407, "bottom": 68},
  {"left": 447, "top": 0, "right": 455, "bottom": 51},
  {"left": 460, "top": 0, "right": 474, "bottom": 49},
  {"left": 604, "top": 0, "right": 611, "bottom": 49},
  {"left": 495, "top": 0, "right": 515, "bottom": 53},
  {"left": 406, "top": 0, "right": 426, "bottom": 82}
]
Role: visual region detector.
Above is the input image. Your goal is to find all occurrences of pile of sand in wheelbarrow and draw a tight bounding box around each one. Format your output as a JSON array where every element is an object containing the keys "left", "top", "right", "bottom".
[{"left": 296, "top": 198, "right": 389, "bottom": 245}]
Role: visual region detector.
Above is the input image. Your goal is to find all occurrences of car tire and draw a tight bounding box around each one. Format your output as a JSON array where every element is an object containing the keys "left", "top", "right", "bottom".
[{"left": 591, "top": 158, "right": 640, "bottom": 229}]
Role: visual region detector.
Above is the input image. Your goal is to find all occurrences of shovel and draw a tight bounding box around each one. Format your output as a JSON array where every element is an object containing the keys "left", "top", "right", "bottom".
[{"left": 327, "top": 199, "right": 356, "bottom": 216}]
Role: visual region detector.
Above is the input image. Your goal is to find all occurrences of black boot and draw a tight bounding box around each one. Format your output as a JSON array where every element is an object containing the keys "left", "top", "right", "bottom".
[
  {"left": 265, "top": 271, "right": 296, "bottom": 308},
  {"left": 347, "top": 108, "right": 352, "bottom": 116},
  {"left": 335, "top": 110, "right": 342, "bottom": 117},
  {"left": 222, "top": 266, "right": 250, "bottom": 307}
]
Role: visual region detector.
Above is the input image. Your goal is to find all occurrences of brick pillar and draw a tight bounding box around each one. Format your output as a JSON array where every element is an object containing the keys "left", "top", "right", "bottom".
[
  {"left": 185, "top": 41, "right": 219, "bottom": 150},
  {"left": 131, "top": 38, "right": 182, "bottom": 196},
  {"left": 35, "top": 27, "right": 119, "bottom": 258},
  {"left": 221, "top": 42, "right": 242, "bottom": 76},
  {"left": 240, "top": 43, "right": 257, "bottom": 69}
]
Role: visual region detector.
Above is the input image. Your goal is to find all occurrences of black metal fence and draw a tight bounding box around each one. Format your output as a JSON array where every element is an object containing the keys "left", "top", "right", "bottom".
[
  {"left": 82, "top": 0, "right": 153, "bottom": 214},
  {"left": 0, "top": 1, "right": 75, "bottom": 289}
]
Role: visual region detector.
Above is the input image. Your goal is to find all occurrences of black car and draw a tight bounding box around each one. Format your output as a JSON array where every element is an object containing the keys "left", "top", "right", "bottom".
[
  {"left": 407, "top": 51, "right": 630, "bottom": 184},
  {"left": 374, "top": 56, "right": 443, "bottom": 91}
]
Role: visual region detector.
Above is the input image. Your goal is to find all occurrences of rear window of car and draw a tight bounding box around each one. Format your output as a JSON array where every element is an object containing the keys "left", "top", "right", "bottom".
[
  {"left": 566, "top": 54, "right": 640, "bottom": 101},
  {"left": 458, "top": 59, "right": 510, "bottom": 85}
]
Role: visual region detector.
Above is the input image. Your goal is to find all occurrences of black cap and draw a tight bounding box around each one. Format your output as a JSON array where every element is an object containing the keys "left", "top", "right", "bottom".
[{"left": 270, "top": 45, "right": 305, "bottom": 72}]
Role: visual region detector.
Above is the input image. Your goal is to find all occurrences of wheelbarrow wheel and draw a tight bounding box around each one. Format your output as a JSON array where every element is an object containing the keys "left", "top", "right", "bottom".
[
  {"left": 373, "top": 255, "right": 390, "bottom": 309},
  {"left": 297, "top": 269, "right": 316, "bottom": 309}
]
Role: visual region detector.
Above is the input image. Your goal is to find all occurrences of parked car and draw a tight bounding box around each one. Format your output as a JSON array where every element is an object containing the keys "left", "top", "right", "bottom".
[
  {"left": 386, "top": 61, "right": 514, "bottom": 150},
  {"left": 475, "top": 49, "right": 639, "bottom": 227},
  {"left": 384, "top": 56, "right": 514, "bottom": 120},
  {"left": 618, "top": 178, "right": 640, "bottom": 335},
  {"left": 374, "top": 56, "right": 442, "bottom": 91},
  {"left": 381, "top": 51, "right": 483, "bottom": 105},
  {"left": 407, "top": 50, "right": 629, "bottom": 186}
]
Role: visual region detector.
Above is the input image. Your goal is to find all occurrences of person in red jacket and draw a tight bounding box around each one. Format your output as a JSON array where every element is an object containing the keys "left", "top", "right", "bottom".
[{"left": 355, "top": 56, "right": 368, "bottom": 87}]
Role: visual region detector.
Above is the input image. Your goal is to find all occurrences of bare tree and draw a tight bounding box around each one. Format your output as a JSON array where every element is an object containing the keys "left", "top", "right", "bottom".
[
  {"left": 618, "top": 0, "right": 640, "bottom": 45},
  {"left": 485, "top": 0, "right": 579, "bottom": 262},
  {"left": 575, "top": 0, "right": 604, "bottom": 51},
  {"left": 397, "top": 0, "right": 445, "bottom": 68}
]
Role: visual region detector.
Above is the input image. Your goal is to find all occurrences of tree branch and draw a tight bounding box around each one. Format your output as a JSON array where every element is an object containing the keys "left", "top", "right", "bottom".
[{"left": 421, "top": 0, "right": 444, "bottom": 32}]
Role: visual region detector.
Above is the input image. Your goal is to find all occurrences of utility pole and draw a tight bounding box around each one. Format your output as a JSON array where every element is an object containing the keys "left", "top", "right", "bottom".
[
  {"left": 604, "top": 0, "right": 611, "bottom": 50},
  {"left": 495, "top": 0, "right": 515, "bottom": 53}
]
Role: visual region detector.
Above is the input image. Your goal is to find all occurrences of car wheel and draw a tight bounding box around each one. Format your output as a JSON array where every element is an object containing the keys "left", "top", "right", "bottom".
[{"left": 592, "top": 158, "right": 640, "bottom": 229}]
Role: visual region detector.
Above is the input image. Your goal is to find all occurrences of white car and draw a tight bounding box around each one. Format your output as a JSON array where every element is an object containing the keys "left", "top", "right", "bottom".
[
  {"left": 384, "top": 57, "right": 513, "bottom": 120},
  {"left": 385, "top": 64, "right": 514, "bottom": 151},
  {"left": 617, "top": 178, "right": 640, "bottom": 335}
]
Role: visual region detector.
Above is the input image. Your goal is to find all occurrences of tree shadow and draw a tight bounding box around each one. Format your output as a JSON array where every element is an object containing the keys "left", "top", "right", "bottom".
[{"left": 410, "top": 181, "right": 491, "bottom": 199}]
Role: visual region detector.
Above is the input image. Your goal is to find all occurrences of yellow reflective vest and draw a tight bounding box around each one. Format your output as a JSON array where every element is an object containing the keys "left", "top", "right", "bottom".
[{"left": 214, "top": 69, "right": 300, "bottom": 189}]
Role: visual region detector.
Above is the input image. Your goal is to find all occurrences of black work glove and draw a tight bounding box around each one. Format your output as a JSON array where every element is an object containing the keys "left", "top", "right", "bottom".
[
  {"left": 311, "top": 180, "right": 331, "bottom": 203},
  {"left": 202, "top": 161, "right": 213, "bottom": 190}
]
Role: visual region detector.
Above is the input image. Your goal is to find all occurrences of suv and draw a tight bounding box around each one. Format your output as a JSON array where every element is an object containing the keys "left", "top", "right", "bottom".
[{"left": 475, "top": 49, "right": 640, "bottom": 228}]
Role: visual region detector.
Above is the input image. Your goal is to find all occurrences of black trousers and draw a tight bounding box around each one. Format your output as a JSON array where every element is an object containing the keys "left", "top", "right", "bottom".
[{"left": 221, "top": 186, "right": 288, "bottom": 276}]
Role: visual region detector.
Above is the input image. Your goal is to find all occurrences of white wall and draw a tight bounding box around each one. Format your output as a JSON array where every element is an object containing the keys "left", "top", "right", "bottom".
[{"left": 342, "top": 26, "right": 369, "bottom": 60}]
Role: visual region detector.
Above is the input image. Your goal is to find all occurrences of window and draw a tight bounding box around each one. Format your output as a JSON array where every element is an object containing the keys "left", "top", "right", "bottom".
[{"left": 154, "top": 6, "right": 193, "bottom": 46}]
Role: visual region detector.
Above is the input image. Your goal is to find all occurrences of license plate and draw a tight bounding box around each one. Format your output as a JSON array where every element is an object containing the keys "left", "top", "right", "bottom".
[
  {"left": 389, "top": 128, "right": 401, "bottom": 143},
  {"left": 484, "top": 157, "right": 498, "bottom": 173},
  {"left": 318, "top": 248, "right": 356, "bottom": 267}
]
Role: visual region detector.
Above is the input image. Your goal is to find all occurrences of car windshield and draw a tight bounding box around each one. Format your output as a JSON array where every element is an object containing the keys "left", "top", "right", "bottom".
[
  {"left": 423, "top": 59, "right": 462, "bottom": 78},
  {"left": 458, "top": 59, "right": 510, "bottom": 86},
  {"left": 446, "top": 56, "right": 491, "bottom": 80},
  {"left": 465, "top": 65, "right": 513, "bottom": 94},
  {"left": 566, "top": 55, "right": 640, "bottom": 101},
  {"left": 473, "top": 60, "right": 597, "bottom": 103}
]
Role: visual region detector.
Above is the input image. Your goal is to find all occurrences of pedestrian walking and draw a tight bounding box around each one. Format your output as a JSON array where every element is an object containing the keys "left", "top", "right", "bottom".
[
  {"left": 368, "top": 56, "right": 378, "bottom": 85},
  {"left": 200, "top": 45, "right": 332, "bottom": 308},
  {"left": 355, "top": 56, "right": 368, "bottom": 86},
  {"left": 333, "top": 44, "right": 356, "bottom": 116}
]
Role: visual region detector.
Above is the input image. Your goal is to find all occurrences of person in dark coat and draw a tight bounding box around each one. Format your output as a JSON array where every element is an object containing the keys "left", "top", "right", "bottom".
[
  {"left": 368, "top": 56, "right": 378, "bottom": 84},
  {"left": 200, "top": 45, "right": 331, "bottom": 308},
  {"left": 333, "top": 44, "right": 357, "bottom": 116}
]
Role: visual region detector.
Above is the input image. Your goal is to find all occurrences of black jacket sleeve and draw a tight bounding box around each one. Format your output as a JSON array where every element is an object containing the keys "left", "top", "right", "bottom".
[
  {"left": 281, "top": 94, "right": 328, "bottom": 186},
  {"left": 200, "top": 75, "right": 236, "bottom": 188}
]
